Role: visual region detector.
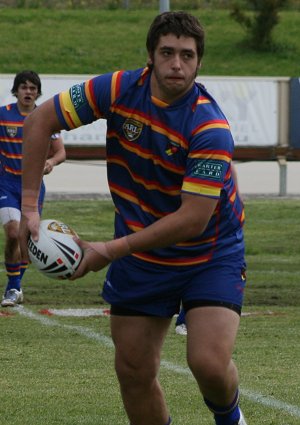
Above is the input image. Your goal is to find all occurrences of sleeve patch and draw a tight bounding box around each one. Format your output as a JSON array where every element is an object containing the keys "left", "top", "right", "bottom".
[
  {"left": 69, "top": 84, "right": 87, "bottom": 110},
  {"left": 192, "top": 160, "right": 223, "bottom": 181}
]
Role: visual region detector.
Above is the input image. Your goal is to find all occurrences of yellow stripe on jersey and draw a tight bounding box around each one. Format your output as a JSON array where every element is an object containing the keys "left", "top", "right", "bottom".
[
  {"left": 84, "top": 80, "right": 102, "bottom": 119},
  {"left": 111, "top": 71, "right": 121, "bottom": 104},
  {"left": 109, "top": 157, "right": 180, "bottom": 196},
  {"left": 193, "top": 122, "right": 230, "bottom": 134},
  {"left": 132, "top": 252, "right": 210, "bottom": 266},
  {"left": 59, "top": 91, "right": 83, "bottom": 129},
  {"left": 188, "top": 152, "right": 231, "bottom": 162},
  {"left": 6, "top": 271, "right": 20, "bottom": 276},
  {"left": 196, "top": 97, "right": 211, "bottom": 105},
  {"left": 111, "top": 185, "right": 165, "bottom": 219},
  {"left": 182, "top": 181, "right": 221, "bottom": 197}
]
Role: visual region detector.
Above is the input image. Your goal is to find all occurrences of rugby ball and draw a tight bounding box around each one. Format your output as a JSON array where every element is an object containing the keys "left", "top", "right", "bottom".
[{"left": 28, "top": 219, "right": 83, "bottom": 279}]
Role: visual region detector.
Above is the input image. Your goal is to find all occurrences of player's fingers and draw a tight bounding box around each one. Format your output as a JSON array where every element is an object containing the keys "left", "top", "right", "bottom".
[
  {"left": 69, "top": 256, "right": 88, "bottom": 280},
  {"left": 73, "top": 237, "right": 90, "bottom": 250},
  {"left": 19, "top": 212, "right": 40, "bottom": 263}
]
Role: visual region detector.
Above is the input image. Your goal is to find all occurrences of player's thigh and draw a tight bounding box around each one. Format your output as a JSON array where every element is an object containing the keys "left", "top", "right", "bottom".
[
  {"left": 111, "top": 315, "right": 171, "bottom": 373},
  {"left": 186, "top": 306, "right": 240, "bottom": 370}
]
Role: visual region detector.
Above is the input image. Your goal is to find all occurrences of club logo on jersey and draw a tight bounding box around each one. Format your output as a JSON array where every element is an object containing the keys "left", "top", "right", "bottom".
[
  {"left": 6, "top": 126, "right": 18, "bottom": 137},
  {"left": 192, "top": 160, "right": 223, "bottom": 181},
  {"left": 123, "top": 118, "right": 143, "bottom": 142},
  {"left": 165, "top": 141, "right": 180, "bottom": 156},
  {"left": 70, "top": 83, "right": 86, "bottom": 110},
  {"left": 47, "top": 221, "right": 77, "bottom": 236}
]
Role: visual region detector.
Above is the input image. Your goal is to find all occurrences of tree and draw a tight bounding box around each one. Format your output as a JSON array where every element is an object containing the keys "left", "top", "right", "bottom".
[{"left": 230, "top": 0, "right": 289, "bottom": 50}]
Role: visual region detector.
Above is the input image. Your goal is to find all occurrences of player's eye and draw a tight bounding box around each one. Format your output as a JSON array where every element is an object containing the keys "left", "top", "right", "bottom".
[
  {"left": 182, "top": 51, "right": 195, "bottom": 60},
  {"left": 20, "top": 84, "right": 38, "bottom": 92},
  {"left": 161, "top": 49, "right": 172, "bottom": 57}
]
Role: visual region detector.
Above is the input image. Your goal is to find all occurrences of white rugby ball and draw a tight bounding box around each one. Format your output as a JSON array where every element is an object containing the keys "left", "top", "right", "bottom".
[{"left": 28, "top": 219, "right": 83, "bottom": 279}]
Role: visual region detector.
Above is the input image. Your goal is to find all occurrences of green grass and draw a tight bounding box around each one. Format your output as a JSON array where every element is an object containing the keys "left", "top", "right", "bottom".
[
  {"left": 0, "top": 8, "right": 299, "bottom": 76},
  {"left": 244, "top": 199, "right": 300, "bottom": 306},
  {"left": 1, "top": 198, "right": 300, "bottom": 424}
]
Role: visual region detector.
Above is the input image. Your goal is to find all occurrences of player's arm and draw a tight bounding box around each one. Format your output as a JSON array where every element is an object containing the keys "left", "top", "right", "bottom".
[
  {"left": 127, "top": 192, "right": 217, "bottom": 251},
  {"left": 20, "top": 98, "right": 63, "bottom": 260},
  {"left": 72, "top": 192, "right": 218, "bottom": 278},
  {"left": 43, "top": 134, "right": 66, "bottom": 175}
]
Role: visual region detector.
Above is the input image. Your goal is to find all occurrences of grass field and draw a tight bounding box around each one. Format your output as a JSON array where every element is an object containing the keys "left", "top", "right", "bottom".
[
  {"left": 1, "top": 198, "right": 300, "bottom": 424},
  {"left": 0, "top": 8, "right": 299, "bottom": 76}
]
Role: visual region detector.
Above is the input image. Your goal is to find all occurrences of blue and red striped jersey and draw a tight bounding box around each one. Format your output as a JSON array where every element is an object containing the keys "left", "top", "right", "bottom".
[
  {"left": 0, "top": 103, "right": 27, "bottom": 176},
  {"left": 0, "top": 102, "right": 61, "bottom": 179},
  {"left": 54, "top": 67, "right": 245, "bottom": 266}
]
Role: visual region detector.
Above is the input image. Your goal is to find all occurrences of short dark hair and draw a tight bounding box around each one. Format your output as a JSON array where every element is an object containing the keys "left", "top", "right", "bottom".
[
  {"left": 11, "top": 70, "right": 42, "bottom": 97},
  {"left": 146, "top": 11, "right": 205, "bottom": 63}
]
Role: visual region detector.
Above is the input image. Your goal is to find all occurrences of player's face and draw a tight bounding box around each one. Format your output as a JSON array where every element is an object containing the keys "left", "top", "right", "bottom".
[
  {"left": 16, "top": 80, "right": 39, "bottom": 112},
  {"left": 149, "top": 34, "right": 200, "bottom": 104}
]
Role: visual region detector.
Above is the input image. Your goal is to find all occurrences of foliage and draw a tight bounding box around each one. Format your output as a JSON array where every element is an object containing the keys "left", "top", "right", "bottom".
[{"left": 230, "top": 0, "right": 290, "bottom": 50}]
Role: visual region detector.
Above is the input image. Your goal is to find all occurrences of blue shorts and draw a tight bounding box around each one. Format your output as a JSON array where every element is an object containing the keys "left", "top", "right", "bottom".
[
  {"left": 102, "top": 249, "right": 246, "bottom": 317},
  {"left": 0, "top": 174, "right": 45, "bottom": 214}
]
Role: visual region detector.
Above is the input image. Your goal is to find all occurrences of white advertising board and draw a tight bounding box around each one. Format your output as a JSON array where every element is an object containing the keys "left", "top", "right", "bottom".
[
  {"left": 198, "top": 77, "right": 278, "bottom": 146},
  {"left": 0, "top": 74, "right": 279, "bottom": 146}
]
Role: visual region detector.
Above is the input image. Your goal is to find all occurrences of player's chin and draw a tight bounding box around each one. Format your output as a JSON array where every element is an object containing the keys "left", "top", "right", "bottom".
[{"left": 166, "top": 77, "right": 185, "bottom": 87}]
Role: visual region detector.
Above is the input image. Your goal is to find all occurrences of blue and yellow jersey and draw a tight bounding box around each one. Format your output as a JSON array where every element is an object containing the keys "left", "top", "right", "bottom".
[
  {"left": 0, "top": 103, "right": 27, "bottom": 176},
  {"left": 0, "top": 102, "right": 60, "bottom": 179},
  {"left": 54, "top": 67, "right": 245, "bottom": 266}
]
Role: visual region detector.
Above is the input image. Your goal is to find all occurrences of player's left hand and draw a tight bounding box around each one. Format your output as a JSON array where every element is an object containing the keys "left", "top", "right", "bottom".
[
  {"left": 43, "top": 159, "right": 54, "bottom": 175},
  {"left": 19, "top": 210, "right": 40, "bottom": 263}
]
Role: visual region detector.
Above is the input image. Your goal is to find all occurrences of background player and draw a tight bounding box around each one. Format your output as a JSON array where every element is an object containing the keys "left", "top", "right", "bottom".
[
  {"left": 19, "top": 13, "right": 247, "bottom": 425},
  {"left": 0, "top": 70, "right": 66, "bottom": 307}
]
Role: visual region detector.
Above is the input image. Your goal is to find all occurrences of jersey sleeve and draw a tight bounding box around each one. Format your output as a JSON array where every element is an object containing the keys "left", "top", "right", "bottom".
[
  {"left": 182, "top": 120, "right": 234, "bottom": 199},
  {"left": 53, "top": 73, "right": 114, "bottom": 130}
]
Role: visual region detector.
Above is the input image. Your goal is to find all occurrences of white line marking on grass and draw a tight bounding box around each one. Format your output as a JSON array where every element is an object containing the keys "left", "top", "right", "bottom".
[
  {"left": 39, "top": 307, "right": 110, "bottom": 317},
  {"left": 160, "top": 361, "right": 300, "bottom": 418},
  {"left": 240, "top": 389, "right": 300, "bottom": 418},
  {"left": 16, "top": 306, "right": 113, "bottom": 348},
  {"left": 16, "top": 306, "right": 300, "bottom": 418}
]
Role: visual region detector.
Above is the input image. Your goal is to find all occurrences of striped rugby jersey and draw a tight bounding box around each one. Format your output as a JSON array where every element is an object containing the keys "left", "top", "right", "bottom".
[
  {"left": 54, "top": 67, "right": 245, "bottom": 266},
  {"left": 0, "top": 103, "right": 27, "bottom": 176},
  {"left": 0, "top": 102, "right": 60, "bottom": 178}
]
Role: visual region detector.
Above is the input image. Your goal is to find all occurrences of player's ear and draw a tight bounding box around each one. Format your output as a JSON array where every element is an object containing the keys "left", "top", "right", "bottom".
[
  {"left": 195, "top": 61, "right": 202, "bottom": 77},
  {"left": 147, "top": 54, "right": 154, "bottom": 67}
]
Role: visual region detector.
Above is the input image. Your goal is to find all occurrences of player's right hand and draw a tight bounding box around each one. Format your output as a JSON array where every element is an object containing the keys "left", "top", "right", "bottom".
[
  {"left": 69, "top": 239, "right": 111, "bottom": 280},
  {"left": 19, "top": 211, "right": 40, "bottom": 263}
]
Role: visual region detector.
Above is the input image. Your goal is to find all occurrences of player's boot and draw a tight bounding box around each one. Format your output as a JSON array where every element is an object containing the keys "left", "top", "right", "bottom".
[{"left": 1, "top": 289, "right": 24, "bottom": 307}]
